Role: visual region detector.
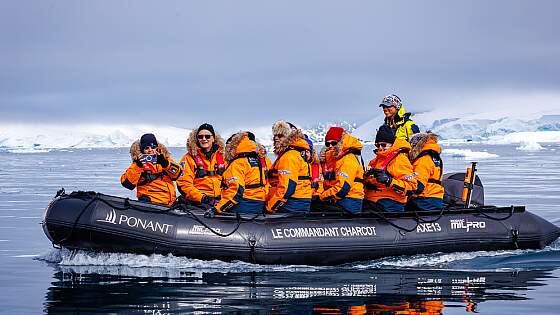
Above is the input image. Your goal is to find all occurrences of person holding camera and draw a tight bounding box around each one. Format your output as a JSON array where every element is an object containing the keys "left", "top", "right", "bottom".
[
  {"left": 120, "top": 133, "right": 182, "bottom": 206},
  {"left": 363, "top": 125, "right": 418, "bottom": 212},
  {"left": 176, "top": 123, "right": 225, "bottom": 207}
]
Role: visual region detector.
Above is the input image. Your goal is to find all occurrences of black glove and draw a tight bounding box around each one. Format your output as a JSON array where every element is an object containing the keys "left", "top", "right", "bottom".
[
  {"left": 373, "top": 170, "right": 392, "bottom": 187},
  {"left": 134, "top": 159, "right": 143, "bottom": 167},
  {"left": 201, "top": 195, "right": 218, "bottom": 206},
  {"left": 157, "top": 154, "right": 169, "bottom": 168},
  {"left": 311, "top": 195, "right": 321, "bottom": 203},
  {"left": 204, "top": 207, "right": 217, "bottom": 218}
]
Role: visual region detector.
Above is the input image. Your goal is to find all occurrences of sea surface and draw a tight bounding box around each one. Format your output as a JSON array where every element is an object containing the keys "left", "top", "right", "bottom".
[{"left": 1, "top": 144, "right": 560, "bottom": 314}]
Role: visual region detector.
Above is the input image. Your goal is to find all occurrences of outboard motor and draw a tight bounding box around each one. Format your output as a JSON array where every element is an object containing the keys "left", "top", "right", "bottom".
[{"left": 443, "top": 172, "right": 484, "bottom": 207}]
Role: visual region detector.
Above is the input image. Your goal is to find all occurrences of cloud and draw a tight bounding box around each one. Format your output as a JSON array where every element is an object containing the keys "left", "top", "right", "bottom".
[{"left": 1, "top": 0, "right": 559, "bottom": 128}]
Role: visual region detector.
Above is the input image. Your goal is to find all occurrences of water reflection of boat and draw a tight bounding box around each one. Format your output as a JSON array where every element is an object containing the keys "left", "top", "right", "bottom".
[
  {"left": 42, "top": 191, "right": 560, "bottom": 265},
  {"left": 43, "top": 264, "right": 552, "bottom": 314}
]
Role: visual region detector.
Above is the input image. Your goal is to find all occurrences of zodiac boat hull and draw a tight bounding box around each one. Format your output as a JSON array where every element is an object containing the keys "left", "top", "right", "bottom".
[{"left": 42, "top": 192, "right": 560, "bottom": 266}]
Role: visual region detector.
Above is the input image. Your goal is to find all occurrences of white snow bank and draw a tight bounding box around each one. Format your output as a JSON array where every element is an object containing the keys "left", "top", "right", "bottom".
[
  {"left": 442, "top": 149, "right": 499, "bottom": 159},
  {"left": 516, "top": 140, "right": 545, "bottom": 151},
  {"left": 488, "top": 131, "right": 560, "bottom": 145},
  {"left": 6, "top": 148, "right": 51, "bottom": 154},
  {"left": 0, "top": 123, "right": 191, "bottom": 149}
]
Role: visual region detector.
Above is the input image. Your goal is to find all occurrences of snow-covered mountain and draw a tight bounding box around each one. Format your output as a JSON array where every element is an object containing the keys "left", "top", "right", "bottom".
[
  {"left": 2, "top": 112, "right": 560, "bottom": 150},
  {"left": 352, "top": 111, "right": 560, "bottom": 143}
]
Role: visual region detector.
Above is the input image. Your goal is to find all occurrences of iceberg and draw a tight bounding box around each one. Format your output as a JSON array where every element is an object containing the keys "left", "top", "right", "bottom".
[{"left": 442, "top": 149, "right": 499, "bottom": 160}]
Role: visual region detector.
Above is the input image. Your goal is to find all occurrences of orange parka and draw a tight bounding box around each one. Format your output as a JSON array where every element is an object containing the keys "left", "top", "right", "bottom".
[
  {"left": 409, "top": 133, "right": 444, "bottom": 199},
  {"left": 120, "top": 141, "right": 181, "bottom": 206},
  {"left": 320, "top": 133, "right": 365, "bottom": 209},
  {"left": 176, "top": 130, "right": 225, "bottom": 203},
  {"left": 215, "top": 133, "right": 267, "bottom": 214},
  {"left": 364, "top": 138, "right": 418, "bottom": 203},
  {"left": 266, "top": 130, "right": 313, "bottom": 212}
]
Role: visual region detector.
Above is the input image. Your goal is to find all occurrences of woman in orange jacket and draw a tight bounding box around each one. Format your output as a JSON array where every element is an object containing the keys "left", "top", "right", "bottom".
[
  {"left": 319, "top": 127, "right": 364, "bottom": 214},
  {"left": 120, "top": 133, "right": 182, "bottom": 206},
  {"left": 364, "top": 125, "right": 419, "bottom": 212},
  {"left": 266, "top": 121, "right": 313, "bottom": 213},
  {"left": 408, "top": 132, "right": 444, "bottom": 211},
  {"left": 204, "top": 132, "right": 267, "bottom": 216},
  {"left": 176, "top": 123, "right": 225, "bottom": 207}
]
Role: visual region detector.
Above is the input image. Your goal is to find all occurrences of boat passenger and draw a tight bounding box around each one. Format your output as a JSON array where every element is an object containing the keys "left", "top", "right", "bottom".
[
  {"left": 266, "top": 121, "right": 312, "bottom": 213},
  {"left": 305, "top": 134, "right": 323, "bottom": 199},
  {"left": 379, "top": 94, "right": 420, "bottom": 141},
  {"left": 120, "top": 133, "right": 182, "bottom": 206},
  {"left": 407, "top": 132, "right": 444, "bottom": 211},
  {"left": 319, "top": 127, "right": 364, "bottom": 214},
  {"left": 204, "top": 132, "right": 267, "bottom": 217},
  {"left": 176, "top": 123, "right": 225, "bottom": 207},
  {"left": 363, "top": 125, "right": 418, "bottom": 212}
]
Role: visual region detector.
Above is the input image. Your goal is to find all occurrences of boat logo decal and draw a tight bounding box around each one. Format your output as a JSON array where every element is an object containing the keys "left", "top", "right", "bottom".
[
  {"left": 96, "top": 209, "right": 174, "bottom": 234},
  {"left": 184, "top": 225, "right": 222, "bottom": 236},
  {"left": 97, "top": 209, "right": 118, "bottom": 224},
  {"left": 416, "top": 222, "right": 441, "bottom": 233},
  {"left": 449, "top": 218, "right": 486, "bottom": 232},
  {"left": 271, "top": 226, "right": 377, "bottom": 239}
]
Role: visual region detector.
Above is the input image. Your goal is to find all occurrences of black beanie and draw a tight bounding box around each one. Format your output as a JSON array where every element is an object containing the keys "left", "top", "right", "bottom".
[
  {"left": 140, "top": 133, "right": 158, "bottom": 151},
  {"left": 197, "top": 123, "right": 215, "bottom": 137},
  {"left": 246, "top": 131, "right": 256, "bottom": 141},
  {"left": 375, "top": 125, "right": 396, "bottom": 144}
]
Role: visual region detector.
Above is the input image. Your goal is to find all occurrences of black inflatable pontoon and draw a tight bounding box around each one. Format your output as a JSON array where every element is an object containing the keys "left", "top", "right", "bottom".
[{"left": 42, "top": 190, "right": 560, "bottom": 266}]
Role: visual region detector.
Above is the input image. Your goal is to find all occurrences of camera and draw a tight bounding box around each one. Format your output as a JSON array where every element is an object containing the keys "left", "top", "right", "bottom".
[{"left": 141, "top": 154, "right": 158, "bottom": 163}]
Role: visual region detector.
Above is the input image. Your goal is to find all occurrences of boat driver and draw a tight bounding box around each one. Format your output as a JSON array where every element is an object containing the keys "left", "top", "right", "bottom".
[{"left": 379, "top": 94, "right": 420, "bottom": 142}]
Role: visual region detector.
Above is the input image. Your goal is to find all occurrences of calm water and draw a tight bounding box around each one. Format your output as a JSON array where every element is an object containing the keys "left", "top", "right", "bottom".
[{"left": 1, "top": 144, "right": 560, "bottom": 314}]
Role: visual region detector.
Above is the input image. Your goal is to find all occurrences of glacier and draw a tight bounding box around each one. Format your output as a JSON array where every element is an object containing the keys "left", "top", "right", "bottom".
[{"left": 1, "top": 110, "right": 560, "bottom": 150}]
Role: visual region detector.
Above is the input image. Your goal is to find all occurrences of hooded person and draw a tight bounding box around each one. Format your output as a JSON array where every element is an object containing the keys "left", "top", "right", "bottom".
[
  {"left": 363, "top": 125, "right": 419, "bottom": 212},
  {"left": 120, "top": 133, "right": 182, "bottom": 206},
  {"left": 379, "top": 94, "right": 420, "bottom": 141},
  {"left": 319, "top": 127, "right": 365, "bottom": 214},
  {"left": 176, "top": 123, "right": 226, "bottom": 206},
  {"left": 407, "top": 132, "right": 444, "bottom": 211},
  {"left": 266, "top": 121, "right": 313, "bottom": 213},
  {"left": 204, "top": 131, "right": 267, "bottom": 217},
  {"left": 305, "top": 134, "right": 323, "bottom": 198}
]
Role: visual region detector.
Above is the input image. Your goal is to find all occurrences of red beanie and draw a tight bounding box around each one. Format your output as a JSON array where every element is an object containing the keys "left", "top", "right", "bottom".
[{"left": 325, "top": 127, "right": 344, "bottom": 142}]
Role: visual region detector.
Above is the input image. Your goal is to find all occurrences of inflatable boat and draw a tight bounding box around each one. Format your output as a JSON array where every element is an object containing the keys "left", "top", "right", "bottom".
[{"left": 42, "top": 189, "right": 560, "bottom": 266}]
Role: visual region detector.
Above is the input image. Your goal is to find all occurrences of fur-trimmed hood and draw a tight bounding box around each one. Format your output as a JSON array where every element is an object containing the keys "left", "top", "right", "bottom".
[
  {"left": 129, "top": 140, "right": 170, "bottom": 161},
  {"left": 272, "top": 120, "right": 294, "bottom": 138},
  {"left": 409, "top": 132, "right": 441, "bottom": 160},
  {"left": 274, "top": 129, "right": 309, "bottom": 155},
  {"left": 224, "top": 131, "right": 263, "bottom": 162},
  {"left": 186, "top": 128, "right": 225, "bottom": 156}
]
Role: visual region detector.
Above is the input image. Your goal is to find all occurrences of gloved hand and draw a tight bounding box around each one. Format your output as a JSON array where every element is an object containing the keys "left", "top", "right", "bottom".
[
  {"left": 201, "top": 195, "right": 218, "bottom": 206},
  {"left": 204, "top": 207, "right": 217, "bottom": 218},
  {"left": 134, "top": 159, "right": 143, "bottom": 167},
  {"left": 373, "top": 169, "right": 392, "bottom": 187},
  {"left": 156, "top": 154, "right": 169, "bottom": 168},
  {"left": 311, "top": 195, "right": 321, "bottom": 203}
]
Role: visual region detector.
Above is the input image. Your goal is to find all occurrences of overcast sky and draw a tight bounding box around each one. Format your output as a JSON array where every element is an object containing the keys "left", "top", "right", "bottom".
[{"left": 1, "top": 0, "right": 559, "bottom": 130}]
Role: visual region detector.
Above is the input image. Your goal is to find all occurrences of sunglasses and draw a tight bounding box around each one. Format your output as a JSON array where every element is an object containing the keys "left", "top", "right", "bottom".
[
  {"left": 197, "top": 134, "right": 213, "bottom": 140},
  {"left": 325, "top": 141, "right": 338, "bottom": 147},
  {"left": 273, "top": 134, "right": 285, "bottom": 138},
  {"left": 375, "top": 142, "right": 390, "bottom": 149},
  {"left": 143, "top": 144, "right": 157, "bottom": 150}
]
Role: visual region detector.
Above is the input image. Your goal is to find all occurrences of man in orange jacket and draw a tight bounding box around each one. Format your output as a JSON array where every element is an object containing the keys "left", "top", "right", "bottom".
[
  {"left": 408, "top": 132, "right": 444, "bottom": 211},
  {"left": 205, "top": 132, "right": 267, "bottom": 216},
  {"left": 364, "top": 125, "right": 418, "bottom": 212},
  {"left": 319, "top": 127, "right": 364, "bottom": 214},
  {"left": 266, "top": 121, "right": 312, "bottom": 213},
  {"left": 120, "top": 133, "right": 182, "bottom": 206}
]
